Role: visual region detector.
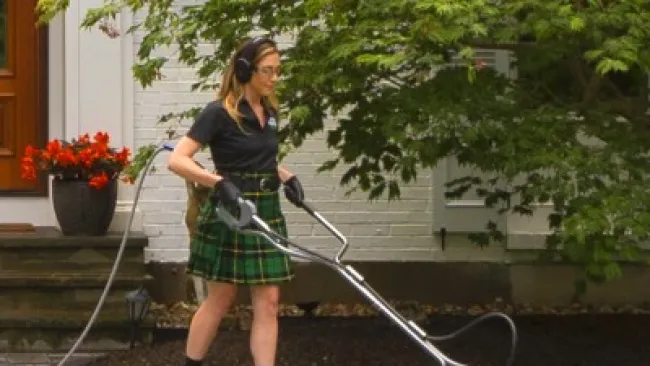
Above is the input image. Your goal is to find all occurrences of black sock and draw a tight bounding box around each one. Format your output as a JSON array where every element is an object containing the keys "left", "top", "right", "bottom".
[{"left": 184, "top": 356, "right": 202, "bottom": 366}]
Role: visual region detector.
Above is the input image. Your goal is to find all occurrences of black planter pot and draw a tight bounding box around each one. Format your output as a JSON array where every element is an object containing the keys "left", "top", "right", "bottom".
[{"left": 51, "top": 178, "right": 118, "bottom": 236}]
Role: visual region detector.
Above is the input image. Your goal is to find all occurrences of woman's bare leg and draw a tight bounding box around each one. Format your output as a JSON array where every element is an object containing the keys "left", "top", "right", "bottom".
[
  {"left": 249, "top": 284, "right": 281, "bottom": 366},
  {"left": 184, "top": 280, "right": 237, "bottom": 363}
]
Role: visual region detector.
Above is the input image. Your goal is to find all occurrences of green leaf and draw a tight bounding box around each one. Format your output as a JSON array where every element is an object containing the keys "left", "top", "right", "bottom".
[{"left": 569, "top": 16, "right": 585, "bottom": 32}]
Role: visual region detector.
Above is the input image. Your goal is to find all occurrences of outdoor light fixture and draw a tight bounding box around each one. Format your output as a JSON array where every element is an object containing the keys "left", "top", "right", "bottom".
[{"left": 125, "top": 285, "right": 151, "bottom": 349}]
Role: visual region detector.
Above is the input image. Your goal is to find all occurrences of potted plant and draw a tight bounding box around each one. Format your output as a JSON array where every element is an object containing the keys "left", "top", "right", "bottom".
[{"left": 20, "top": 131, "right": 132, "bottom": 236}]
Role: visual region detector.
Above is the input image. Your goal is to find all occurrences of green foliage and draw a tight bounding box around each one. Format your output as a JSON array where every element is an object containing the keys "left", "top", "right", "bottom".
[{"left": 36, "top": 0, "right": 650, "bottom": 292}]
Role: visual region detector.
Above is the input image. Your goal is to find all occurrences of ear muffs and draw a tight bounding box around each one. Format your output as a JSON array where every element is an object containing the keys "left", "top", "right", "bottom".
[{"left": 234, "top": 36, "right": 277, "bottom": 84}]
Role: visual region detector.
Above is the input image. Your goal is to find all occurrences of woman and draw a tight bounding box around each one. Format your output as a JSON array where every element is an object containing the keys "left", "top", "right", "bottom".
[{"left": 167, "top": 36, "right": 305, "bottom": 366}]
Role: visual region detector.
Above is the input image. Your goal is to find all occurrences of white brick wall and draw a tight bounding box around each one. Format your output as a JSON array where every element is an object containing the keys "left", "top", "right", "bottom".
[{"left": 132, "top": 4, "right": 436, "bottom": 263}]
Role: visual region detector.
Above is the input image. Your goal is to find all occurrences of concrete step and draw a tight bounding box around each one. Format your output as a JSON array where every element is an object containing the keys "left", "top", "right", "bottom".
[
  {"left": 0, "top": 352, "right": 106, "bottom": 366},
  {"left": 0, "top": 308, "right": 156, "bottom": 352},
  {"left": 0, "top": 271, "right": 153, "bottom": 314},
  {"left": 0, "top": 227, "right": 154, "bottom": 353},
  {"left": 0, "top": 226, "right": 147, "bottom": 275}
]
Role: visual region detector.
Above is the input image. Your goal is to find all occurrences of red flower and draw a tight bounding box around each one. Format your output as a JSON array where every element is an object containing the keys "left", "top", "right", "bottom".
[
  {"left": 19, "top": 131, "right": 133, "bottom": 189},
  {"left": 115, "top": 147, "right": 130, "bottom": 165},
  {"left": 89, "top": 172, "right": 110, "bottom": 190},
  {"left": 78, "top": 148, "right": 93, "bottom": 168},
  {"left": 94, "top": 131, "right": 109, "bottom": 145},
  {"left": 56, "top": 148, "right": 77, "bottom": 167},
  {"left": 46, "top": 140, "right": 61, "bottom": 156},
  {"left": 24, "top": 145, "right": 35, "bottom": 158},
  {"left": 78, "top": 133, "right": 90, "bottom": 145},
  {"left": 20, "top": 157, "right": 36, "bottom": 180}
]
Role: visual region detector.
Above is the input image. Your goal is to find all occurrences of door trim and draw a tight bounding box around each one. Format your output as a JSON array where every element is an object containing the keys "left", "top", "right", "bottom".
[{"left": 3, "top": 23, "right": 49, "bottom": 197}]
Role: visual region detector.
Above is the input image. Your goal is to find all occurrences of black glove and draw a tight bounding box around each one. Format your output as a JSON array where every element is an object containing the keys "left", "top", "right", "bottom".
[
  {"left": 283, "top": 175, "right": 305, "bottom": 207},
  {"left": 211, "top": 178, "right": 242, "bottom": 207}
]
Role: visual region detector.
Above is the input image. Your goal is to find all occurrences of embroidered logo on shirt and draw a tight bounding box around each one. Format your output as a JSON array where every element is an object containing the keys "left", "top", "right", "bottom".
[{"left": 268, "top": 117, "right": 277, "bottom": 130}]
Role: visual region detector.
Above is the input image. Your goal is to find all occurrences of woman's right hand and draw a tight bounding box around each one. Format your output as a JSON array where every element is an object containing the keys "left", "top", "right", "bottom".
[{"left": 212, "top": 178, "right": 242, "bottom": 206}]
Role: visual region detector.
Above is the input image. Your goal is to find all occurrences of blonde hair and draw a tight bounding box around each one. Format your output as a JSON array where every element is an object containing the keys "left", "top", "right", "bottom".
[{"left": 218, "top": 39, "right": 280, "bottom": 130}]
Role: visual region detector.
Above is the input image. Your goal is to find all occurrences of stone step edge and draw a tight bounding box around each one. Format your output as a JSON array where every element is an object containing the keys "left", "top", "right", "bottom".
[
  {"left": 0, "top": 352, "right": 107, "bottom": 365},
  {"left": 0, "top": 271, "right": 153, "bottom": 288},
  {"left": 0, "top": 226, "right": 148, "bottom": 249},
  {"left": 0, "top": 310, "right": 242, "bottom": 332},
  {"left": 0, "top": 310, "right": 158, "bottom": 329}
]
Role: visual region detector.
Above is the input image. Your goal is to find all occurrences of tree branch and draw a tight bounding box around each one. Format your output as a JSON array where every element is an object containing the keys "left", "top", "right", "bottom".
[
  {"left": 569, "top": 57, "right": 588, "bottom": 90},
  {"left": 580, "top": 70, "right": 603, "bottom": 107},
  {"left": 600, "top": 97, "right": 650, "bottom": 127},
  {"left": 467, "top": 41, "right": 536, "bottom": 52}
]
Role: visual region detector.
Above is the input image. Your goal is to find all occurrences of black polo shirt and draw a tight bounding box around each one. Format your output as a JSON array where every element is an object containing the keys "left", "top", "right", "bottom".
[{"left": 186, "top": 99, "right": 280, "bottom": 173}]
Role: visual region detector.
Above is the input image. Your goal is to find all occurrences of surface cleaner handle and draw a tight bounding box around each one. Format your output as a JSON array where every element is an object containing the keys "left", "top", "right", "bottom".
[
  {"left": 299, "top": 199, "right": 350, "bottom": 261},
  {"left": 215, "top": 197, "right": 257, "bottom": 230},
  {"left": 298, "top": 200, "right": 316, "bottom": 216}
]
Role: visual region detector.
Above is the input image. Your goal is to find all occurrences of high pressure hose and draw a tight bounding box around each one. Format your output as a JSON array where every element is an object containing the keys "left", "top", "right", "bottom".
[
  {"left": 426, "top": 311, "right": 517, "bottom": 366},
  {"left": 55, "top": 144, "right": 173, "bottom": 366}
]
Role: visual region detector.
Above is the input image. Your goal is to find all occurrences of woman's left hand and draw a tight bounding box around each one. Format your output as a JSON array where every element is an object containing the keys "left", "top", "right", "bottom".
[{"left": 283, "top": 175, "right": 305, "bottom": 207}]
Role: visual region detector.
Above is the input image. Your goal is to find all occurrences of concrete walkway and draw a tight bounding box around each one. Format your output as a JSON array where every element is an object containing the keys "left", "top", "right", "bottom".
[{"left": 0, "top": 353, "right": 105, "bottom": 365}]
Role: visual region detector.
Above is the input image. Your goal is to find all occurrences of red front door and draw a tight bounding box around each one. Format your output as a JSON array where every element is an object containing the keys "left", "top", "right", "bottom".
[{"left": 0, "top": 0, "right": 47, "bottom": 196}]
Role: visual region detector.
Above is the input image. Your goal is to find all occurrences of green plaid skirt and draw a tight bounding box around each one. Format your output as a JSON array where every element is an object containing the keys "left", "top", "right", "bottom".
[{"left": 186, "top": 172, "right": 294, "bottom": 285}]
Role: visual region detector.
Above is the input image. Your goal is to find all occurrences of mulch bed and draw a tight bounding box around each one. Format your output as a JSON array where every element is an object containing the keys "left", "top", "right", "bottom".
[{"left": 87, "top": 301, "right": 650, "bottom": 366}]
